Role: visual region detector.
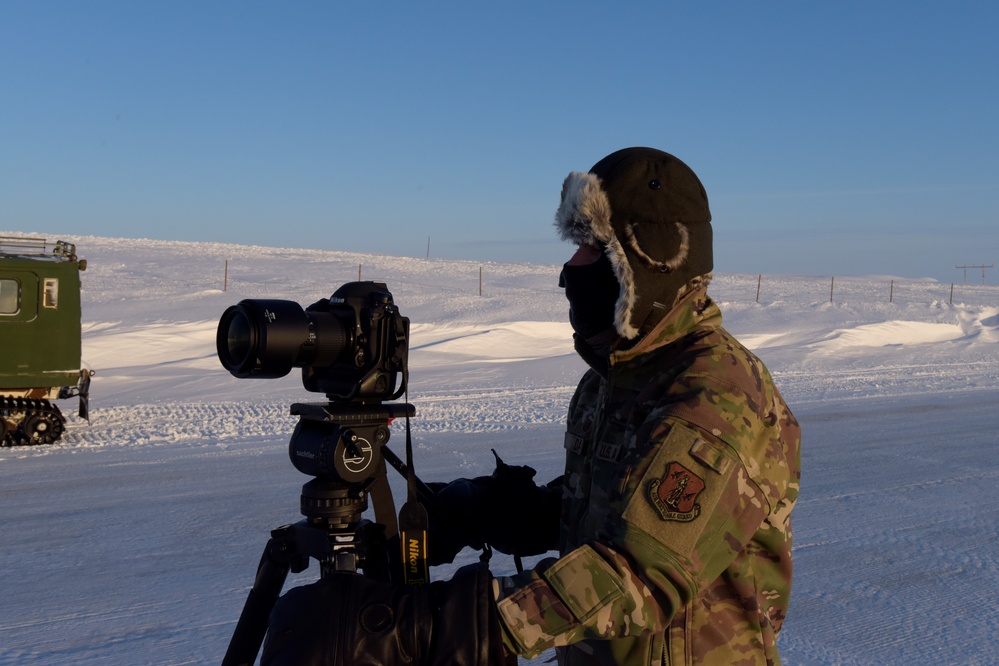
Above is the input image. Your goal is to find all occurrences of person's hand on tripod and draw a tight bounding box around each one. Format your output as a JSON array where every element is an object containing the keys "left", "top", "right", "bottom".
[
  {"left": 260, "top": 560, "right": 516, "bottom": 666},
  {"left": 425, "top": 450, "right": 562, "bottom": 565}
]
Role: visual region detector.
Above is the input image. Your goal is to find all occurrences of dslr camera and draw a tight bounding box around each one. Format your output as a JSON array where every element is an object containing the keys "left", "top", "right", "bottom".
[{"left": 216, "top": 281, "right": 409, "bottom": 403}]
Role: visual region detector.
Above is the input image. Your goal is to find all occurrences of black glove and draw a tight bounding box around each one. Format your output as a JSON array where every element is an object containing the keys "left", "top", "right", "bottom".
[
  {"left": 260, "top": 562, "right": 515, "bottom": 666},
  {"left": 427, "top": 450, "right": 562, "bottom": 565}
]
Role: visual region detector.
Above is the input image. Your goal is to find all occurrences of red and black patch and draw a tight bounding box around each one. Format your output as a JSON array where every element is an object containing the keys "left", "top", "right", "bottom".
[{"left": 648, "top": 462, "right": 705, "bottom": 522}]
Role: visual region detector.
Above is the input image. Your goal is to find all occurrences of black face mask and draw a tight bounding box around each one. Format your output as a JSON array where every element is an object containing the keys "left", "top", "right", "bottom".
[{"left": 558, "top": 253, "right": 619, "bottom": 340}]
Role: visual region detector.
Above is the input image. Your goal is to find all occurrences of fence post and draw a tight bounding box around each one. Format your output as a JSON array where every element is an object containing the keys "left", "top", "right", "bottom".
[
  {"left": 830, "top": 276, "right": 835, "bottom": 303},
  {"left": 950, "top": 283, "right": 954, "bottom": 305},
  {"left": 479, "top": 267, "right": 483, "bottom": 296},
  {"left": 358, "top": 264, "right": 362, "bottom": 281},
  {"left": 889, "top": 280, "right": 894, "bottom": 303},
  {"left": 756, "top": 274, "right": 762, "bottom": 304},
  {"left": 224, "top": 260, "right": 228, "bottom": 292}
]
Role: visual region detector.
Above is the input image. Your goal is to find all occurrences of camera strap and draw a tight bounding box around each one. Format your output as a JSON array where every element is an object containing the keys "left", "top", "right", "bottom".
[
  {"left": 369, "top": 460, "right": 398, "bottom": 539},
  {"left": 398, "top": 394, "right": 430, "bottom": 585}
]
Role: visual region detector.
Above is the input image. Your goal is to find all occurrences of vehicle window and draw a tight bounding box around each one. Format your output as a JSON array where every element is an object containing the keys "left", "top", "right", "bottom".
[
  {"left": 43, "top": 278, "right": 59, "bottom": 308},
  {"left": 0, "top": 278, "right": 18, "bottom": 314}
]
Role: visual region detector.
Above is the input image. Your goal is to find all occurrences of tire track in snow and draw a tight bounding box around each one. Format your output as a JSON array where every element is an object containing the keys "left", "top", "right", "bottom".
[{"left": 33, "top": 384, "right": 577, "bottom": 452}]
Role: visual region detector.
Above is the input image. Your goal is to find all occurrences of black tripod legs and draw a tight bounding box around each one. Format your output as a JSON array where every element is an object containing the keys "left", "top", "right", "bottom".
[
  {"left": 220, "top": 518, "right": 392, "bottom": 665},
  {"left": 221, "top": 524, "right": 317, "bottom": 666}
]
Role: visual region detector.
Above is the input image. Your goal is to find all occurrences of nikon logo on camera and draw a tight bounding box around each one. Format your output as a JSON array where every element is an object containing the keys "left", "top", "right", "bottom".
[
  {"left": 408, "top": 538, "right": 420, "bottom": 574},
  {"left": 403, "top": 533, "right": 428, "bottom": 585}
]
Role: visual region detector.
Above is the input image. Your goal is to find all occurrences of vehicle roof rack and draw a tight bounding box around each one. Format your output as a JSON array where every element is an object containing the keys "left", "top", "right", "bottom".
[{"left": 0, "top": 236, "right": 78, "bottom": 261}]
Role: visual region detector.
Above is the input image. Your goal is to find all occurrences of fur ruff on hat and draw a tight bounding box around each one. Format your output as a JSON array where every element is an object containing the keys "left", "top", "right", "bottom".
[{"left": 556, "top": 171, "right": 639, "bottom": 338}]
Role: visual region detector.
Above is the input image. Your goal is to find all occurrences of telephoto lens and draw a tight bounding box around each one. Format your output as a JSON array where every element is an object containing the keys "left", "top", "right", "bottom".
[{"left": 216, "top": 299, "right": 348, "bottom": 378}]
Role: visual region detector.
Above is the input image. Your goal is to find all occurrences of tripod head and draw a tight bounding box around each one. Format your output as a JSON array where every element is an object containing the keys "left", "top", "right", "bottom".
[
  {"left": 285, "top": 401, "right": 415, "bottom": 576},
  {"left": 290, "top": 402, "right": 412, "bottom": 522}
]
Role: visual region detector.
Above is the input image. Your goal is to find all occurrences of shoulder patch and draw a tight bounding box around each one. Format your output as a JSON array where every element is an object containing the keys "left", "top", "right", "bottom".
[
  {"left": 621, "top": 421, "right": 734, "bottom": 559},
  {"left": 648, "top": 462, "right": 705, "bottom": 522}
]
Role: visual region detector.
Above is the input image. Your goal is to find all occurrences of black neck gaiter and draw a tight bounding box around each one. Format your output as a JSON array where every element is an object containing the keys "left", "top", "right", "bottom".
[{"left": 559, "top": 253, "right": 619, "bottom": 340}]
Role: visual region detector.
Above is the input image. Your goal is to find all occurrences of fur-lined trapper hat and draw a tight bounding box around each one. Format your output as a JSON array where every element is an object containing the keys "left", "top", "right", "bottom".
[{"left": 555, "top": 147, "right": 713, "bottom": 339}]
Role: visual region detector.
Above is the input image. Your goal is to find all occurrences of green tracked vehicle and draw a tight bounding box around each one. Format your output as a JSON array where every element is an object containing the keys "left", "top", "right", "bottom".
[{"left": 1, "top": 237, "right": 93, "bottom": 445}]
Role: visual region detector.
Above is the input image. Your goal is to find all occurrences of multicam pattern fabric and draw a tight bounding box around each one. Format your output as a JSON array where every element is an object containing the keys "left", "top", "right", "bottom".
[{"left": 495, "top": 286, "right": 801, "bottom": 665}]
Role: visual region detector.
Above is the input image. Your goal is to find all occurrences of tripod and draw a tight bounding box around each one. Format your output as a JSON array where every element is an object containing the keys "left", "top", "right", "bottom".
[{"left": 221, "top": 402, "right": 420, "bottom": 666}]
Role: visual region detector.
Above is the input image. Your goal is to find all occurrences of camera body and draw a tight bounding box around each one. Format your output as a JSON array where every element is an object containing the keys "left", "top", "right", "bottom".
[{"left": 216, "top": 281, "right": 409, "bottom": 403}]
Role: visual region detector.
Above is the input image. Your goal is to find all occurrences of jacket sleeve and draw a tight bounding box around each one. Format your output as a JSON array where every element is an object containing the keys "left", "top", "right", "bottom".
[{"left": 493, "top": 418, "right": 773, "bottom": 658}]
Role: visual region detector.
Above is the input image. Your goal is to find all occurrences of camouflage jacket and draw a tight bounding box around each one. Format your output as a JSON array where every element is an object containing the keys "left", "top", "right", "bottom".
[{"left": 495, "top": 286, "right": 801, "bottom": 665}]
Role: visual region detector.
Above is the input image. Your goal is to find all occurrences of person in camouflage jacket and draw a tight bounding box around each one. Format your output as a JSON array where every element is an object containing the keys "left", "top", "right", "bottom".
[
  {"left": 261, "top": 148, "right": 800, "bottom": 666},
  {"left": 453, "top": 147, "right": 801, "bottom": 665}
]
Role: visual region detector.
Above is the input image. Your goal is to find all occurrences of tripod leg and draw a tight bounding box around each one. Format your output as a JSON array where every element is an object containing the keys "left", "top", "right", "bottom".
[{"left": 221, "top": 531, "right": 297, "bottom": 666}]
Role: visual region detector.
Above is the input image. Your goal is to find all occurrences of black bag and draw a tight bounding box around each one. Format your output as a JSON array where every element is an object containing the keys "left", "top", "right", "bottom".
[{"left": 261, "top": 562, "right": 515, "bottom": 666}]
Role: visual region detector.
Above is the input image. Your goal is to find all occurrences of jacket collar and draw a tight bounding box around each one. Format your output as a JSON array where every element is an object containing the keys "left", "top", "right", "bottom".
[{"left": 609, "top": 283, "right": 721, "bottom": 366}]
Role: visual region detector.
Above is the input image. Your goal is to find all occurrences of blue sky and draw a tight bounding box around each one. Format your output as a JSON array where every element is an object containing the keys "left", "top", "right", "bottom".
[{"left": 2, "top": 2, "right": 997, "bottom": 283}]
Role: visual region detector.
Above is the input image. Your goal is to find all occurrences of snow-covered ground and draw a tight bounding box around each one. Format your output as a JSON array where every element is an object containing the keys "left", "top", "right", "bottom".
[{"left": 1, "top": 234, "right": 997, "bottom": 665}]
